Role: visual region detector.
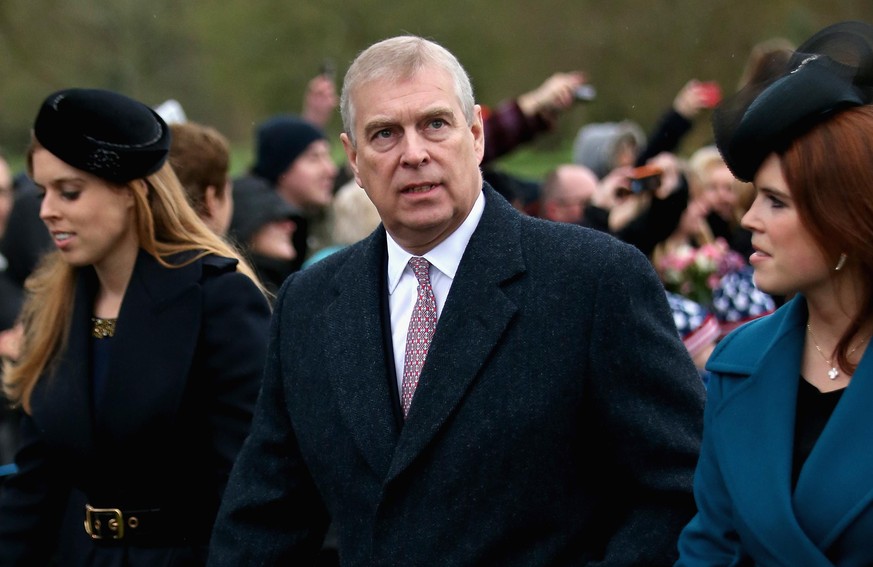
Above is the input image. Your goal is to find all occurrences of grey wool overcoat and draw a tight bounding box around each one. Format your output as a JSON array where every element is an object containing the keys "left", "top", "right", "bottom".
[{"left": 209, "top": 184, "right": 705, "bottom": 566}]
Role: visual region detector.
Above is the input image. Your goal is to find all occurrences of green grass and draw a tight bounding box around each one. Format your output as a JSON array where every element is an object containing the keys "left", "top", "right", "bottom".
[{"left": 490, "top": 145, "right": 574, "bottom": 182}]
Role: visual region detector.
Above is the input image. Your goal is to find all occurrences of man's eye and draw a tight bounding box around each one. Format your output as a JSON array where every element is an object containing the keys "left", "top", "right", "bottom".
[
  {"left": 430, "top": 119, "right": 446, "bottom": 129},
  {"left": 375, "top": 129, "right": 392, "bottom": 139}
]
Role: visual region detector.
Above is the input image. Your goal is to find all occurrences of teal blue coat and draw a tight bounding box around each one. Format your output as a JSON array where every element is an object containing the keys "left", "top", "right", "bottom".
[{"left": 677, "top": 295, "right": 873, "bottom": 566}]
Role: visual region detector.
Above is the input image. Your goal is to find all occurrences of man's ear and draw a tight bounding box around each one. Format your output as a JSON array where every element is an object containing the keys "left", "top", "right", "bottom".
[
  {"left": 340, "top": 132, "right": 363, "bottom": 187},
  {"left": 470, "top": 104, "right": 485, "bottom": 165}
]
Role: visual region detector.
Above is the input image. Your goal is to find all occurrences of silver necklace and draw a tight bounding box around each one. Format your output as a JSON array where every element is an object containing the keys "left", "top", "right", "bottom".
[{"left": 806, "top": 323, "right": 868, "bottom": 380}]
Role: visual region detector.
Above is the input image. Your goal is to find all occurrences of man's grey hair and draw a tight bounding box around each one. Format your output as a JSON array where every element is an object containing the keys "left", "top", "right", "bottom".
[{"left": 340, "top": 35, "right": 475, "bottom": 147}]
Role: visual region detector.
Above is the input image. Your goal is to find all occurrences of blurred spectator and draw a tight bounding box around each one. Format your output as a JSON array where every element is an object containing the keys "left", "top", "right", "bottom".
[
  {"left": 0, "top": 152, "right": 23, "bottom": 469},
  {"left": 652, "top": 149, "right": 775, "bottom": 339},
  {"left": 688, "top": 144, "right": 754, "bottom": 260},
  {"left": 636, "top": 78, "right": 722, "bottom": 168},
  {"left": 169, "top": 121, "right": 234, "bottom": 236},
  {"left": 574, "top": 78, "right": 720, "bottom": 259},
  {"left": 583, "top": 151, "right": 690, "bottom": 258},
  {"left": 302, "top": 179, "right": 381, "bottom": 269},
  {"left": 538, "top": 164, "right": 598, "bottom": 224},
  {"left": 483, "top": 71, "right": 587, "bottom": 165},
  {"left": 302, "top": 70, "right": 339, "bottom": 130},
  {"left": 479, "top": 71, "right": 588, "bottom": 210},
  {"left": 572, "top": 120, "right": 645, "bottom": 179},
  {"left": 736, "top": 37, "right": 795, "bottom": 89},
  {"left": 228, "top": 177, "right": 299, "bottom": 298},
  {"left": 236, "top": 115, "right": 338, "bottom": 271},
  {"left": 481, "top": 168, "right": 538, "bottom": 212},
  {"left": 0, "top": 176, "right": 52, "bottom": 289},
  {"left": 0, "top": 156, "right": 12, "bottom": 241}
]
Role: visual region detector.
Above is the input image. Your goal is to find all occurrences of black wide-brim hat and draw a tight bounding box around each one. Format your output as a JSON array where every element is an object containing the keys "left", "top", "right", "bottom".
[
  {"left": 713, "top": 20, "right": 873, "bottom": 182},
  {"left": 33, "top": 88, "right": 171, "bottom": 184}
]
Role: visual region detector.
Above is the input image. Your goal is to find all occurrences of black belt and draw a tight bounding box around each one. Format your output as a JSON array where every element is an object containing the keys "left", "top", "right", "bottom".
[{"left": 83, "top": 504, "right": 175, "bottom": 542}]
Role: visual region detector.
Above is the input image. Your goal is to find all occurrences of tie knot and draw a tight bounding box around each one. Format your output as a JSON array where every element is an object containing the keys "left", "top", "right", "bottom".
[{"left": 408, "top": 257, "right": 431, "bottom": 285}]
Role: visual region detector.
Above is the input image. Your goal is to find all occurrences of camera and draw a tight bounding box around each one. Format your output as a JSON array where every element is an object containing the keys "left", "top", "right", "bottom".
[
  {"left": 627, "top": 164, "right": 663, "bottom": 193},
  {"left": 699, "top": 81, "right": 722, "bottom": 108},
  {"left": 573, "top": 84, "right": 597, "bottom": 102},
  {"left": 319, "top": 58, "right": 336, "bottom": 81}
]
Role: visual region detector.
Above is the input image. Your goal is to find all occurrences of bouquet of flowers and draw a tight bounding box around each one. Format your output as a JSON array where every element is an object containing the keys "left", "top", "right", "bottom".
[{"left": 657, "top": 238, "right": 747, "bottom": 307}]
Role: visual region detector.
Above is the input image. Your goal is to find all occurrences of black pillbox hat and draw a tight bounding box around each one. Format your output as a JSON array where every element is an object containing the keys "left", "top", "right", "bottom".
[
  {"left": 33, "top": 88, "right": 171, "bottom": 184},
  {"left": 713, "top": 20, "right": 873, "bottom": 182}
]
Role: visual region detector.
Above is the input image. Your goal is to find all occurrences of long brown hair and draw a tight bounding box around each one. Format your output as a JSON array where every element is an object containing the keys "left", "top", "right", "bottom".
[
  {"left": 780, "top": 105, "right": 873, "bottom": 373},
  {"left": 3, "top": 152, "right": 266, "bottom": 412}
]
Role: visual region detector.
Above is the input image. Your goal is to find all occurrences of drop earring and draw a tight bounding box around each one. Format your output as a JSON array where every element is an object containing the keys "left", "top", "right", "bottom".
[{"left": 835, "top": 253, "right": 847, "bottom": 271}]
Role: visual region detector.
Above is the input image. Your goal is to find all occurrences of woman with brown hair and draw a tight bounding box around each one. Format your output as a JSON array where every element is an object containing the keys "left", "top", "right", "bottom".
[
  {"left": 677, "top": 21, "right": 873, "bottom": 565},
  {"left": 0, "top": 88, "right": 271, "bottom": 565}
]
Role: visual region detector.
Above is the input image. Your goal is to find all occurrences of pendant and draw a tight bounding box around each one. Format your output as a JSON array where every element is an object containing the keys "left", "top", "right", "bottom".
[{"left": 828, "top": 367, "right": 840, "bottom": 380}]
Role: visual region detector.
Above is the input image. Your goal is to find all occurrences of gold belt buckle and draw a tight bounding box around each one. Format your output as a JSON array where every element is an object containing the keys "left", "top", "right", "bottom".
[{"left": 84, "top": 504, "right": 124, "bottom": 540}]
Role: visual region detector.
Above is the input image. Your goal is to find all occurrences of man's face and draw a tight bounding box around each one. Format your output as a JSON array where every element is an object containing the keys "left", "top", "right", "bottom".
[
  {"left": 275, "top": 139, "right": 338, "bottom": 211},
  {"left": 341, "top": 65, "right": 484, "bottom": 255},
  {"left": 544, "top": 166, "right": 597, "bottom": 224}
]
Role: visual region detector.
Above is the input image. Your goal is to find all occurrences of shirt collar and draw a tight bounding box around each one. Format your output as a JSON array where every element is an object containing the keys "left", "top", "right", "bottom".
[{"left": 386, "top": 190, "right": 486, "bottom": 294}]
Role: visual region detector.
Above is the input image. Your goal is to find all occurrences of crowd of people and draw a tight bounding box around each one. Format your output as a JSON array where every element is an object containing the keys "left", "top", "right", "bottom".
[{"left": 0, "top": 19, "right": 870, "bottom": 566}]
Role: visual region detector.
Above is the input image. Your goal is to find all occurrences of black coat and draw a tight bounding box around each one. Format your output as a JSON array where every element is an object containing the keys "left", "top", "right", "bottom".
[
  {"left": 209, "top": 186, "right": 705, "bottom": 566},
  {"left": 0, "top": 251, "right": 271, "bottom": 566}
]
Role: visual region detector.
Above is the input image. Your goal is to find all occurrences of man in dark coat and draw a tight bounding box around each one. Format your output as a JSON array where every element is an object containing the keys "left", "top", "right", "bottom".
[{"left": 208, "top": 35, "right": 705, "bottom": 566}]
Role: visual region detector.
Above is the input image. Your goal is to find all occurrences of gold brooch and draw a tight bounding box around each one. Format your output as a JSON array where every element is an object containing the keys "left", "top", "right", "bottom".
[{"left": 91, "top": 317, "right": 117, "bottom": 339}]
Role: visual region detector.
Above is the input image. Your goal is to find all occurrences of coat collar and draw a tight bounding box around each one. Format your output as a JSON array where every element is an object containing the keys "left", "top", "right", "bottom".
[
  {"left": 707, "top": 295, "right": 873, "bottom": 560},
  {"left": 323, "top": 185, "right": 525, "bottom": 482},
  {"left": 32, "top": 250, "right": 209, "bottom": 453}
]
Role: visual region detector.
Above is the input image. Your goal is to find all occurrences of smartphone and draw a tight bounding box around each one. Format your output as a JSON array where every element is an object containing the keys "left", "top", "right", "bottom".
[
  {"left": 573, "top": 84, "right": 597, "bottom": 102},
  {"left": 319, "top": 58, "right": 336, "bottom": 82},
  {"left": 699, "top": 81, "right": 722, "bottom": 108},
  {"left": 627, "top": 164, "right": 663, "bottom": 193}
]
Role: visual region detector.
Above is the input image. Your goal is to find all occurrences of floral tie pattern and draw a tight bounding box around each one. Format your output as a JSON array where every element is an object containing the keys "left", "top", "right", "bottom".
[{"left": 401, "top": 257, "right": 437, "bottom": 418}]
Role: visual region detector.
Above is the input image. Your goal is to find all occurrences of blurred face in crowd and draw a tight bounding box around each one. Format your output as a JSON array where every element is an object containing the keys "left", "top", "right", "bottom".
[
  {"left": 33, "top": 148, "right": 138, "bottom": 271},
  {"left": 542, "top": 165, "right": 598, "bottom": 224},
  {"left": 703, "top": 162, "right": 738, "bottom": 220},
  {"left": 250, "top": 218, "right": 297, "bottom": 261},
  {"left": 275, "top": 140, "right": 338, "bottom": 211},
  {"left": 612, "top": 137, "right": 638, "bottom": 171},
  {"left": 341, "top": 64, "right": 485, "bottom": 255},
  {"left": 742, "top": 154, "right": 828, "bottom": 298},
  {"left": 0, "top": 157, "right": 12, "bottom": 238},
  {"left": 207, "top": 179, "right": 234, "bottom": 236}
]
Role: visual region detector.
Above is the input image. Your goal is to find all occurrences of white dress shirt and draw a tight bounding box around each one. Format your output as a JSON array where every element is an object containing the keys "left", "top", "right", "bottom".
[{"left": 386, "top": 190, "right": 486, "bottom": 395}]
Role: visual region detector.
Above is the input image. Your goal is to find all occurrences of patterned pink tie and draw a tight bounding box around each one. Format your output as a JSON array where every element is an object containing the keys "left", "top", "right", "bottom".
[{"left": 401, "top": 257, "right": 438, "bottom": 418}]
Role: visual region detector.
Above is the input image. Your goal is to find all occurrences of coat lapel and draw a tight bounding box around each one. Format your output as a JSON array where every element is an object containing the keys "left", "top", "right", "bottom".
[
  {"left": 98, "top": 251, "right": 203, "bottom": 444},
  {"left": 711, "top": 298, "right": 833, "bottom": 563},
  {"left": 325, "top": 229, "right": 401, "bottom": 479},
  {"left": 387, "top": 187, "right": 524, "bottom": 482},
  {"left": 793, "top": 339, "right": 873, "bottom": 549},
  {"left": 31, "top": 269, "right": 99, "bottom": 456},
  {"left": 30, "top": 252, "right": 204, "bottom": 453}
]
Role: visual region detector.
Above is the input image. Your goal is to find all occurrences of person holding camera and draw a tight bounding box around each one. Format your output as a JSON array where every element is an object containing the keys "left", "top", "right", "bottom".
[{"left": 573, "top": 77, "right": 721, "bottom": 259}]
